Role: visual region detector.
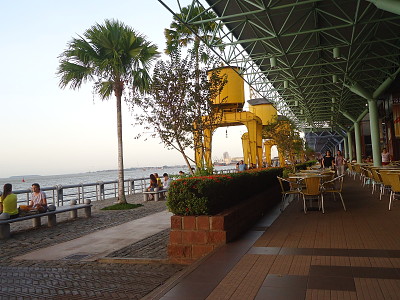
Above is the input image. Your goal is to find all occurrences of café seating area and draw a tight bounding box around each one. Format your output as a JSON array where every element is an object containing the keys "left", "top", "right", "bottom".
[
  {"left": 279, "top": 160, "right": 400, "bottom": 214},
  {"left": 279, "top": 166, "right": 345, "bottom": 214},
  {"left": 346, "top": 162, "right": 400, "bottom": 210}
]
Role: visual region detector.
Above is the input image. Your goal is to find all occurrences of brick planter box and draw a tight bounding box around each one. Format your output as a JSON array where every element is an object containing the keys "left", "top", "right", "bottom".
[{"left": 168, "top": 186, "right": 280, "bottom": 264}]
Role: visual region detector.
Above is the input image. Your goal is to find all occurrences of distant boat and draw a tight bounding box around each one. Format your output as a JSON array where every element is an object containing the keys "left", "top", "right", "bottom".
[{"left": 22, "top": 178, "right": 25, "bottom": 182}]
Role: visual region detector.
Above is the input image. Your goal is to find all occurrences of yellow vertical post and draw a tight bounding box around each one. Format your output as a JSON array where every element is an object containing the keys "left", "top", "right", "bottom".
[
  {"left": 264, "top": 140, "right": 275, "bottom": 166},
  {"left": 241, "top": 133, "right": 250, "bottom": 165},
  {"left": 246, "top": 120, "right": 258, "bottom": 166},
  {"left": 204, "top": 127, "right": 213, "bottom": 170},
  {"left": 256, "top": 123, "right": 263, "bottom": 167},
  {"left": 278, "top": 150, "right": 285, "bottom": 167}
]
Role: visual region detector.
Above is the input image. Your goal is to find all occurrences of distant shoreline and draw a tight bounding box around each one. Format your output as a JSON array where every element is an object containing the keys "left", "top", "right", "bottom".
[{"left": 1, "top": 165, "right": 197, "bottom": 180}]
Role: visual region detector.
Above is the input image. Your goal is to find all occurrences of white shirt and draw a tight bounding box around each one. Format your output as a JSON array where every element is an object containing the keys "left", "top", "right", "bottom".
[{"left": 163, "top": 178, "right": 171, "bottom": 190}]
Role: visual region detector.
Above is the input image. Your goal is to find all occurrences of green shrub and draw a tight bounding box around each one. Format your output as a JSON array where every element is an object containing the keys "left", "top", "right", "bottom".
[{"left": 167, "top": 167, "right": 283, "bottom": 216}]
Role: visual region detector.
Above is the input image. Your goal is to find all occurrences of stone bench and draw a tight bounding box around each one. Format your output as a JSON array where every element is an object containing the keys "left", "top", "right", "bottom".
[
  {"left": 0, "top": 203, "right": 92, "bottom": 239},
  {"left": 143, "top": 190, "right": 166, "bottom": 202}
]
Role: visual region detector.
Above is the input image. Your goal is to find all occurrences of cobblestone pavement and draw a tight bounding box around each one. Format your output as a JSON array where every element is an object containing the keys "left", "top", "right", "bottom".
[{"left": 0, "top": 194, "right": 184, "bottom": 299}]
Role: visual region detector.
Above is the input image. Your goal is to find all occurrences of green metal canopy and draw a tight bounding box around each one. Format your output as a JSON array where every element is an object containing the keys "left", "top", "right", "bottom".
[{"left": 158, "top": 0, "right": 400, "bottom": 150}]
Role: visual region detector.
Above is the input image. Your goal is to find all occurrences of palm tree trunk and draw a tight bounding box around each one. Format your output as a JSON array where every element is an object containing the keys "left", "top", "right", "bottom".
[{"left": 116, "top": 92, "right": 127, "bottom": 204}]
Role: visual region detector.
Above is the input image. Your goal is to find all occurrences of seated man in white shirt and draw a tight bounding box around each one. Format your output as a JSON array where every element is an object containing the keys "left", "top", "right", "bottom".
[
  {"left": 162, "top": 173, "right": 171, "bottom": 191},
  {"left": 161, "top": 173, "right": 171, "bottom": 199}
]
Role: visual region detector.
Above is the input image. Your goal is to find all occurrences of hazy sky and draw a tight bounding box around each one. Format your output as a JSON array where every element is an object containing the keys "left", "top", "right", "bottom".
[{"left": 0, "top": 0, "right": 249, "bottom": 178}]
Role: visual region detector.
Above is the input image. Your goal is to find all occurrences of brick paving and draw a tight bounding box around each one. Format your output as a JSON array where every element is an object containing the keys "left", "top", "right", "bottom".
[{"left": 0, "top": 194, "right": 183, "bottom": 299}]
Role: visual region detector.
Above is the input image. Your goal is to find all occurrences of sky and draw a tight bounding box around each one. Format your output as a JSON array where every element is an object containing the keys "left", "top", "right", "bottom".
[{"left": 0, "top": 0, "right": 250, "bottom": 178}]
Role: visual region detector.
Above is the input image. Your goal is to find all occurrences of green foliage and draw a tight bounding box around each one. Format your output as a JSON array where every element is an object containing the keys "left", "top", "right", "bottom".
[
  {"left": 58, "top": 19, "right": 159, "bottom": 97},
  {"left": 167, "top": 168, "right": 283, "bottom": 216},
  {"left": 194, "top": 167, "right": 214, "bottom": 176},
  {"left": 263, "top": 116, "right": 304, "bottom": 166},
  {"left": 164, "top": 5, "right": 220, "bottom": 57},
  {"left": 101, "top": 203, "right": 143, "bottom": 210},
  {"left": 134, "top": 51, "right": 226, "bottom": 173},
  {"left": 282, "top": 168, "right": 291, "bottom": 178}
]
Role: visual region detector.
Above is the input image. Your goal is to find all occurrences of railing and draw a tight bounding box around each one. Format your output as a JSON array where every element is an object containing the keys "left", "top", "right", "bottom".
[
  {"left": 214, "top": 168, "right": 237, "bottom": 174},
  {"left": 13, "top": 177, "right": 149, "bottom": 207},
  {"left": 13, "top": 169, "right": 237, "bottom": 207}
]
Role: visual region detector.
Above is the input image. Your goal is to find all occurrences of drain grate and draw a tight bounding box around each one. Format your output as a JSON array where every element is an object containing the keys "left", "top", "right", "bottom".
[{"left": 63, "top": 254, "right": 92, "bottom": 260}]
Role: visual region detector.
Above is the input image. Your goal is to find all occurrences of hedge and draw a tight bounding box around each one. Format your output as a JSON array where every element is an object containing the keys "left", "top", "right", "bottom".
[
  {"left": 167, "top": 167, "right": 283, "bottom": 216},
  {"left": 166, "top": 161, "right": 318, "bottom": 216}
]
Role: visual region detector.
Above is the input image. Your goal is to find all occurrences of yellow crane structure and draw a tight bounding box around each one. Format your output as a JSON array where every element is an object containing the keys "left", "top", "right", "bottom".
[{"left": 195, "top": 66, "right": 288, "bottom": 169}]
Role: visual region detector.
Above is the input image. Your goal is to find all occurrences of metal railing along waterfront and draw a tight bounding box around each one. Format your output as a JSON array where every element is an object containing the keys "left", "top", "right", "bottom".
[
  {"left": 13, "top": 177, "right": 149, "bottom": 207},
  {"left": 12, "top": 169, "right": 237, "bottom": 207}
]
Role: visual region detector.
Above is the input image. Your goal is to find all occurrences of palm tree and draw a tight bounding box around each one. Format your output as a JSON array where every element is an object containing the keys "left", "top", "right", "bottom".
[
  {"left": 58, "top": 19, "right": 158, "bottom": 204},
  {"left": 165, "top": 5, "right": 221, "bottom": 172},
  {"left": 165, "top": 5, "right": 218, "bottom": 64}
]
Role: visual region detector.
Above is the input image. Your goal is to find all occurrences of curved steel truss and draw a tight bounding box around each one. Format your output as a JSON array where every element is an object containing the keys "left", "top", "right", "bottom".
[{"left": 158, "top": 0, "right": 400, "bottom": 148}]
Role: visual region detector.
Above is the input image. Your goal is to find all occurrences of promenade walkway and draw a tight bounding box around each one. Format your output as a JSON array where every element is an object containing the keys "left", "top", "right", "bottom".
[
  {"left": 2, "top": 176, "right": 400, "bottom": 299},
  {"left": 149, "top": 176, "right": 400, "bottom": 300}
]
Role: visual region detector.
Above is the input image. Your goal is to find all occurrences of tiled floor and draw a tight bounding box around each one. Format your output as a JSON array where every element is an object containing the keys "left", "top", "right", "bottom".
[{"left": 157, "top": 176, "right": 400, "bottom": 300}]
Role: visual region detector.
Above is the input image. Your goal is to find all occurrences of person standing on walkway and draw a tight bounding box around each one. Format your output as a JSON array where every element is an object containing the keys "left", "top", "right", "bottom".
[
  {"left": 335, "top": 150, "right": 345, "bottom": 176},
  {"left": 322, "top": 150, "right": 335, "bottom": 169},
  {"left": 0, "top": 183, "right": 19, "bottom": 219},
  {"left": 381, "top": 148, "right": 392, "bottom": 165}
]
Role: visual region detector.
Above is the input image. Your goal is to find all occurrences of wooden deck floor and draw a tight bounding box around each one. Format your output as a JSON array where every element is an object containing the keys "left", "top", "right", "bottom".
[{"left": 159, "top": 175, "right": 400, "bottom": 300}]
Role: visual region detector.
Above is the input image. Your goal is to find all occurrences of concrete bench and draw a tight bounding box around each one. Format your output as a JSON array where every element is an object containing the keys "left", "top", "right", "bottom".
[
  {"left": 143, "top": 190, "right": 166, "bottom": 202},
  {"left": 0, "top": 204, "right": 92, "bottom": 239}
]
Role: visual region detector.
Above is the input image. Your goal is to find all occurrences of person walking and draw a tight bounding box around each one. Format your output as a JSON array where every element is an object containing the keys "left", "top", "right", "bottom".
[
  {"left": 335, "top": 150, "right": 345, "bottom": 176},
  {"left": 381, "top": 148, "right": 391, "bottom": 165},
  {"left": 322, "top": 150, "right": 335, "bottom": 169}
]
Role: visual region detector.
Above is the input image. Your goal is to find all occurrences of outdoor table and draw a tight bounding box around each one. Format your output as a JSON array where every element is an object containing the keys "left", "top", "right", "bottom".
[
  {"left": 288, "top": 174, "right": 327, "bottom": 211},
  {"left": 299, "top": 170, "right": 322, "bottom": 173}
]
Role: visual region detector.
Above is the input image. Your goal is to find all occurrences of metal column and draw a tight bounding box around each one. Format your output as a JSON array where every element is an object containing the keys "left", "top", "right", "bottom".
[
  {"left": 354, "top": 122, "right": 362, "bottom": 163},
  {"left": 347, "top": 131, "right": 353, "bottom": 162},
  {"left": 368, "top": 99, "right": 382, "bottom": 166}
]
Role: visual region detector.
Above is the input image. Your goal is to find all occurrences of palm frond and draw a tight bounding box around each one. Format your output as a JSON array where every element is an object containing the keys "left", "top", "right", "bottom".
[{"left": 57, "top": 19, "right": 159, "bottom": 97}]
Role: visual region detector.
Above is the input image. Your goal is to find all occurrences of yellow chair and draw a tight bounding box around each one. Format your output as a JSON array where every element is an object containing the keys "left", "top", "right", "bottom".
[
  {"left": 347, "top": 163, "right": 356, "bottom": 179},
  {"left": 386, "top": 173, "right": 400, "bottom": 210},
  {"left": 277, "top": 176, "right": 302, "bottom": 211},
  {"left": 353, "top": 164, "right": 362, "bottom": 181},
  {"left": 370, "top": 168, "right": 385, "bottom": 199},
  {"left": 301, "top": 176, "right": 323, "bottom": 214},
  {"left": 379, "top": 170, "right": 393, "bottom": 200},
  {"left": 321, "top": 174, "right": 346, "bottom": 212}
]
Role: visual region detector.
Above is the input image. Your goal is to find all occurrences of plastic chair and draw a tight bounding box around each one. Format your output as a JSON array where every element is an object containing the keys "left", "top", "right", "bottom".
[
  {"left": 386, "top": 173, "right": 400, "bottom": 210},
  {"left": 277, "top": 176, "right": 302, "bottom": 211},
  {"left": 353, "top": 164, "right": 362, "bottom": 181},
  {"left": 301, "top": 176, "right": 323, "bottom": 214},
  {"left": 321, "top": 174, "right": 346, "bottom": 212},
  {"left": 379, "top": 170, "right": 393, "bottom": 200},
  {"left": 347, "top": 163, "right": 356, "bottom": 179}
]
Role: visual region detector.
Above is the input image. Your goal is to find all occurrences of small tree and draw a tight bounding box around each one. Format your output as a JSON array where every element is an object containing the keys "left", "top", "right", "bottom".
[
  {"left": 134, "top": 51, "right": 226, "bottom": 174},
  {"left": 263, "top": 116, "right": 304, "bottom": 169}
]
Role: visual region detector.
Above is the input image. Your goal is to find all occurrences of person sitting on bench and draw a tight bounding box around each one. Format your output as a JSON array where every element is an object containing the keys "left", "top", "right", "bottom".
[
  {"left": 0, "top": 183, "right": 19, "bottom": 219},
  {"left": 162, "top": 173, "right": 171, "bottom": 191},
  {"left": 147, "top": 174, "right": 158, "bottom": 201},
  {"left": 20, "top": 183, "right": 48, "bottom": 213}
]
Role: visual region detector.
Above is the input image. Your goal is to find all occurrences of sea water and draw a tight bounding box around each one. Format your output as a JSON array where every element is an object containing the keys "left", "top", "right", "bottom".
[{"left": 0, "top": 165, "right": 234, "bottom": 192}]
